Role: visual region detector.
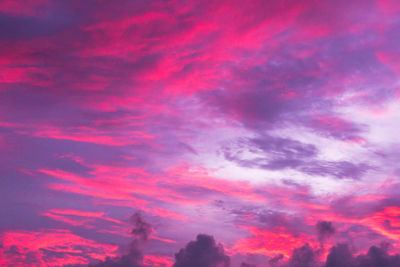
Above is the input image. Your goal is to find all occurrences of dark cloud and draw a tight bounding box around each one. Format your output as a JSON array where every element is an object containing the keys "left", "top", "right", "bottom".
[
  {"left": 316, "top": 221, "right": 335, "bottom": 247},
  {"left": 230, "top": 207, "right": 312, "bottom": 238},
  {"left": 300, "top": 161, "right": 369, "bottom": 180},
  {"left": 223, "top": 135, "right": 369, "bottom": 180},
  {"left": 87, "top": 241, "right": 142, "bottom": 267},
  {"left": 324, "top": 244, "right": 354, "bottom": 267},
  {"left": 278, "top": 242, "right": 400, "bottom": 267},
  {"left": 129, "top": 212, "right": 153, "bottom": 242},
  {"left": 173, "top": 234, "right": 230, "bottom": 267},
  {"left": 248, "top": 136, "right": 318, "bottom": 160},
  {"left": 269, "top": 254, "right": 284, "bottom": 266},
  {"left": 325, "top": 243, "right": 400, "bottom": 267},
  {"left": 288, "top": 243, "right": 319, "bottom": 267},
  {"left": 86, "top": 212, "right": 151, "bottom": 267},
  {"left": 221, "top": 135, "right": 317, "bottom": 170}
]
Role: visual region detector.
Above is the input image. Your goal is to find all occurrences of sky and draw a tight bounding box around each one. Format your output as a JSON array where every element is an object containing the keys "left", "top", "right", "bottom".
[{"left": 1, "top": 0, "right": 400, "bottom": 266}]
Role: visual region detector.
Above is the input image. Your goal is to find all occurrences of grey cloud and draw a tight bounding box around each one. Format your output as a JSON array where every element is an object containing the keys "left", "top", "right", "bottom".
[{"left": 173, "top": 234, "right": 230, "bottom": 267}]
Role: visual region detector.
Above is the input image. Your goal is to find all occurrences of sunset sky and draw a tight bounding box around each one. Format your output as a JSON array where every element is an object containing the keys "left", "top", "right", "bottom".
[{"left": 1, "top": 0, "right": 400, "bottom": 266}]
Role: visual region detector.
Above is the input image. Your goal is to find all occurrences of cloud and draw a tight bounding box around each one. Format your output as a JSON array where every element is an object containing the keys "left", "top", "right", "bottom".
[
  {"left": 87, "top": 212, "right": 152, "bottom": 267},
  {"left": 2, "top": 0, "right": 400, "bottom": 266},
  {"left": 269, "top": 242, "right": 400, "bottom": 267},
  {"left": 1, "top": 229, "right": 118, "bottom": 267},
  {"left": 287, "top": 243, "right": 319, "bottom": 267},
  {"left": 324, "top": 244, "right": 354, "bottom": 267},
  {"left": 129, "top": 212, "right": 153, "bottom": 242},
  {"left": 87, "top": 242, "right": 142, "bottom": 267},
  {"left": 325, "top": 243, "right": 400, "bottom": 267},
  {"left": 315, "top": 221, "right": 335, "bottom": 247},
  {"left": 268, "top": 254, "right": 284, "bottom": 266},
  {"left": 171, "top": 236, "right": 400, "bottom": 267},
  {"left": 173, "top": 234, "right": 230, "bottom": 267},
  {"left": 299, "top": 161, "right": 369, "bottom": 180},
  {"left": 222, "top": 135, "right": 369, "bottom": 179}
]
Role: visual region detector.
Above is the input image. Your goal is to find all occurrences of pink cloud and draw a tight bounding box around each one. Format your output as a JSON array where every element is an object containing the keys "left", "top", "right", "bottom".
[{"left": 1, "top": 229, "right": 118, "bottom": 266}]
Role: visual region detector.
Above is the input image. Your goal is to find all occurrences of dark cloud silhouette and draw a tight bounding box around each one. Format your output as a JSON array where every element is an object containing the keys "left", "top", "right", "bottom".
[
  {"left": 87, "top": 212, "right": 152, "bottom": 267},
  {"left": 325, "top": 243, "right": 400, "bottom": 267},
  {"left": 129, "top": 212, "right": 153, "bottom": 241},
  {"left": 288, "top": 243, "right": 319, "bottom": 267},
  {"left": 324, "top": 244, "right": 355, "bottom": 267},
  {"left": 87, "top": 241, "right": 142, "bottom": 267},
  {"left": 279, "top": 242, "right": 400, "bottom": 267},
  {"left": 269, "top": 254, "right": 284, "bottom": 266},
  {"left": 173, "top": 234, "right": 230, "bottom": 267},
  {"left": 67, "top": 223, "right": 400, "bottom": 267},
  {"left": 316, "top": 221, "right": 335, "bottom": 247}
]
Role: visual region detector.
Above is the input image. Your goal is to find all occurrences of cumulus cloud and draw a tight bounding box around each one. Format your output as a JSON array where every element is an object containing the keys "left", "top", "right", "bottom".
[
  {"left": 274, "top": 241, "right": 400, "bottom": 267},
  {"left": 325, "top": 243, "right": 400, "bottom": 267},
  {"left": 287, "top": 243, "right": 319, "bottom": 267},
  {"left": 173, "top": 234, "right": 230, "bottom": 267},
  {"left": 324, "top": 243, "right": 354, "bottom": 267},
  {"left": 69, "top": 223, "right": 400, "bottom": 267}
]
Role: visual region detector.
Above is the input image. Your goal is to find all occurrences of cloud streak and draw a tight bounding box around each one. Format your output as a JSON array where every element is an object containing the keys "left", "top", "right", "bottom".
[{"left": 1, "top": 0, "right": 400, "bottom": 266}]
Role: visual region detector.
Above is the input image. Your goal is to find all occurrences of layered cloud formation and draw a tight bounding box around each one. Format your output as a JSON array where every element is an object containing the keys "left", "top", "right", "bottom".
[
  {"left": 1, "top": 0, "right": 400, "bottom": 266},
  {"left": 74, "top": 217, "right": 400, "bottom": 267}
]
